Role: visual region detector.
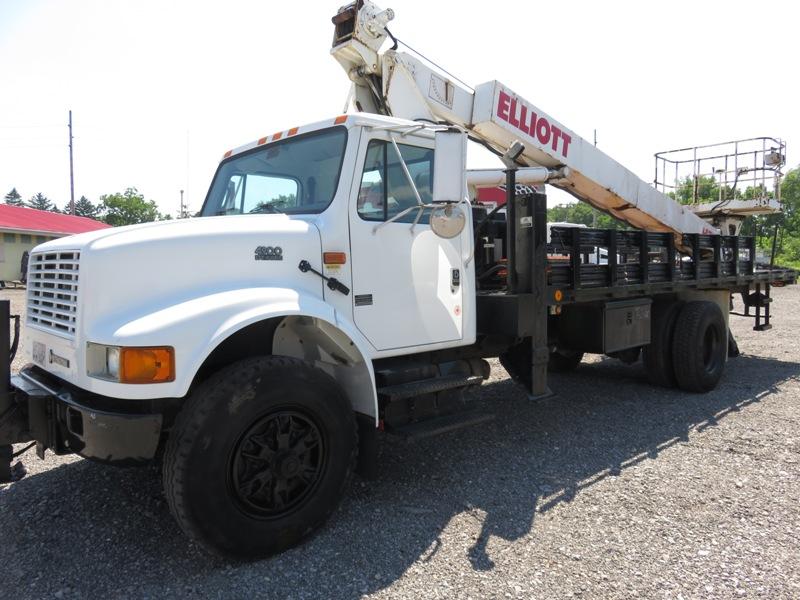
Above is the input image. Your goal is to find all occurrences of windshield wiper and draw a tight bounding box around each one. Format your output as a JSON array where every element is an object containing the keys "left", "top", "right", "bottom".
[{"left": 249, "top": 203, "right": 282, "bottom": 214}]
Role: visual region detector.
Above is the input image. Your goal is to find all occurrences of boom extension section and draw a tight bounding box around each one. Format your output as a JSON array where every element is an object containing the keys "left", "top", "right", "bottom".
[{"left": 332, "top": 1, "right": 718, "bottom": 240}]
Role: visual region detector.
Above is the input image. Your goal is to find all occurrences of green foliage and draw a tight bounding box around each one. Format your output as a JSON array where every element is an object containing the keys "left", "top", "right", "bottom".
[
  {"left": 99, "top": 187, "right": 168, "bottom": 226},
  {"left": 741, "top": 166, "right": 800, "bottom": 268},
  {"left": 4, "top": 187, "right": 23, "bottom": 206},
  {"left": 547, "top": 201, "right": 626, "bottom": 230},
  {"left": 26, "top": 192, "right": 54, "bottom": 211},
  {"left": 670, "top": 175, "right": 776, "bottom": 206},
  {"left": 741, "top": 183, "right": 773, "bottom": 200},
  {"left": 670, "top": 175, "right": 721, "bottom": 205},
  {"left": 74, "top": 195, "right": 100, "bottom": 219}
]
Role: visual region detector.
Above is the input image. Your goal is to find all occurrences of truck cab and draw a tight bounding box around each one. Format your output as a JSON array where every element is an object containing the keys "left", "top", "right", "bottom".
[{"left": 23, "top": 112, "right": 475, "bottom": 402}]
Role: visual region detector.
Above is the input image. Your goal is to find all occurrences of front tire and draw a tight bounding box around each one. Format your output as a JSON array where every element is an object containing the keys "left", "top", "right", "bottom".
[{"left": 163, "top": 356, "right": 357, "bottom": 558}]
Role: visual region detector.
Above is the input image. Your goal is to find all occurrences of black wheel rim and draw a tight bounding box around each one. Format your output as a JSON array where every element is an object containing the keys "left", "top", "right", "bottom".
[
  {"left": 230, "top": 410, "right": 325, "bottom": 519},
  {"left": 702, "top": 326, "right": 721, "bottom": 373}
]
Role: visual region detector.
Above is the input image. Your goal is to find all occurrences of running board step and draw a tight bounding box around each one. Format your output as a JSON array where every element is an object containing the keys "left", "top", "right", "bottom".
[
  {"left": 377, "top": 374, "right": 485, "bottom": 402},
  {"left": 385, "top": 410, "right": 495, "bottom": 441}
]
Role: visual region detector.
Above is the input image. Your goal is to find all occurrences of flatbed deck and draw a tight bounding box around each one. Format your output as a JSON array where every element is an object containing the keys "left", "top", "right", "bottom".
[{"left": 545, "top": 227, "right": 797, "bottom": 304}]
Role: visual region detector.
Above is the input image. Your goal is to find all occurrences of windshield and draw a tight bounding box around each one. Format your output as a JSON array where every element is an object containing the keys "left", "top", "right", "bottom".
[{"left": 201, "top": 127, "right": 348, "bottom": 216}]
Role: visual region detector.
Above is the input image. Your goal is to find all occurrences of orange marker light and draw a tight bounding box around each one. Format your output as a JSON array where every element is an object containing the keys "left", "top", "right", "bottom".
[
  {"left": 257, "top": 137, "right": 268, "bottom": 145},
  {"left": 120, "top": 347, "right": 175, "bottom": 384},
  {"left": 223, "top": 150, "right": 233, "bottom": 158},
  {"left": 554, "top": 289, "right": 563, "bottom": 302},
  {"left": 272, "top": 132, "right": 282, "bottom": 141},
  {"left": 323, "top": 252, "right": 347, "bottom": 265},
  {"left": 334, "top": 115, "right": 348, "bottom": 125},
  {"left": 287, "top": 127, "right": 299, "bottom": 136}
]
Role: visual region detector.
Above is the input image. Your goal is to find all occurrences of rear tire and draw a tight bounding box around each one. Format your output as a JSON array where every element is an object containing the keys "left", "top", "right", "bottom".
[
  {"left": 671, "top": 301, "right": 727, "bottom": 393},
  {"left": 163, "top": 356, "right": 357, "bottom": 559},
  {"left": 642, "top": 301, "right": 683, "bottom": 388}
]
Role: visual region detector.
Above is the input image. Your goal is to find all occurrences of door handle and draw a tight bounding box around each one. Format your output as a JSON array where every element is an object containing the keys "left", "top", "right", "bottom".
[{"left": 451, "top": 268, "right": 460, "bottom": 291}]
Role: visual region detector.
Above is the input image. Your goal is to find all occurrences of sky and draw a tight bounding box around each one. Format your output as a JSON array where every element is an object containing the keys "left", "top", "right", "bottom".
[{"left": 0, "top": 0, "right": 798, "bottom": 216}]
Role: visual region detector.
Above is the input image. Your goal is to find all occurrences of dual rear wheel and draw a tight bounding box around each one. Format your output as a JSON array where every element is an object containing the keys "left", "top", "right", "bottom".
[{"left": 643, "top": 300, "right": 728, "bottom": 393}]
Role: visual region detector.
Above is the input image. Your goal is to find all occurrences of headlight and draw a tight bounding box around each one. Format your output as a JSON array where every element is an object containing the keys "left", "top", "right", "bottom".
[
  {"left": 106, "top": 347, "right": 120, "bottom": 379},
  {"left": 87, "top": 343, "right": 175, "bottom": 384}
]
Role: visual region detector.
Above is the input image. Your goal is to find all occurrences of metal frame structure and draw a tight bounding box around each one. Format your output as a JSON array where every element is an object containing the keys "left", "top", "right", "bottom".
[{"left": 654, "top": 137, "right": 786, "bottom": 206}]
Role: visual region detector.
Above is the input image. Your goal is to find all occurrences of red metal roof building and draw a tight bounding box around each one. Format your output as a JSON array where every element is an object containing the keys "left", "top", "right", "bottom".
[
  {"left": 0, "top": 204, "right": 110, "bottom": 236},
  {"left": 0, "top": 204, "right": 110, "bottom": 283}
]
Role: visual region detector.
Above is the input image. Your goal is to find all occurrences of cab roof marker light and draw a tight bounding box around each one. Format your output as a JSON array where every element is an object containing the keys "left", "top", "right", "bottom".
[
  {"left": 334, "top": 115, "right": 348, "bottom": 124},
  {"left": 272, "top": 132, "right": 282, "bottom": 141},
  {"left": 288, "top": 127, "right": 299, "bottom": 136},
  {"left": 223, "top": 150, "right": 233, "bottom": 159},
  {"left": 257, "top": 136, "right": 268, "bottom": 145}
]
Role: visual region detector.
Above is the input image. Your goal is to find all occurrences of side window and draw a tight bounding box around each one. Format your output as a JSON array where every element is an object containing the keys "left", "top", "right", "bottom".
[
  {"left": 357, "top": 140, "right": 433, "bottom": 223},
  {"left": 358, "top": 143, "right": 385, "bottom": 221}
]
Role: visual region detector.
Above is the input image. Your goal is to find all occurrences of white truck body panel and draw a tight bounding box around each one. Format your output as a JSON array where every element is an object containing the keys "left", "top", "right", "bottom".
[
  {"left": 689, "top": 197, "right": 782, "bottom": 217},
  {"left": 470, "top": 81, "right": 717, "bottom": 236}
]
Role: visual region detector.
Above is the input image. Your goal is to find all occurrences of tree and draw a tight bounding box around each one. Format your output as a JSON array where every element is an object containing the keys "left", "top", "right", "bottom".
[
  {"left": 548, "top": 201, "right": 626, "bottom": 230},
  {"left": 738, "top": 166, "right": 800, "bottom": 268},
  {"left": 99, "top": 187, "right": 167, "bottom": 226},
  {"left": 670, "top": 175, "right": 720, "bottom": 205},
  {"left": 27, "top": 192, "right": 54, "bottom": 211},
  {"left": 4, "top": 188, "right": 23, "bottom": 206},
  {"left": 74, "top": 195, "right": 100, "bottom": 219}
]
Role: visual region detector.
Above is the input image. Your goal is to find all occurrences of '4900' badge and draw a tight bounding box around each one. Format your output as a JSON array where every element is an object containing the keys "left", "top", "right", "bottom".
[{"left": 254, "top": 246, "right": 283, "bottom": 261}]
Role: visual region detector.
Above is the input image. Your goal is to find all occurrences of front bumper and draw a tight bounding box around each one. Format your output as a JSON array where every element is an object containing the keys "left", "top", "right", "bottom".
[{"left": 6, "top": 366, "right": 166, "bottom": 464}]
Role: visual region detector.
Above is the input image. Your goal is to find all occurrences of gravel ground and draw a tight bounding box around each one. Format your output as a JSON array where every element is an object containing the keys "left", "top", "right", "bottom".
[{"left": 1, "top": 286, "right": 799, "bottom": 599}]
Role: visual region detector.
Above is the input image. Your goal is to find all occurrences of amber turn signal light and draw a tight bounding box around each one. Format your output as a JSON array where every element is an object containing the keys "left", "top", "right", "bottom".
[
  {"left": 120, "top": 347, "right": 175, "bottom": 384},
  {"left": 323, "top": 252, "right": 347, "bottom": 265}
]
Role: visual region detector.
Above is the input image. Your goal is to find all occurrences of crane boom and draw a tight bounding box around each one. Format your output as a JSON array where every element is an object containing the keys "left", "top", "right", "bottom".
[{"left": 331, "top": 1, "right": 717, "bottom": 237}]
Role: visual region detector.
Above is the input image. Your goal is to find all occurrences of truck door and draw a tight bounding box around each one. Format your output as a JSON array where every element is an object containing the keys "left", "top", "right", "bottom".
[{"left": 348, "top": 134, "right": 464, "bottom": 351}]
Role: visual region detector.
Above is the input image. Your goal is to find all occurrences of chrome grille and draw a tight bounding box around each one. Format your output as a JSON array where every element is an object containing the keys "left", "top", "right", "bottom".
[{"left": 27, "top": 251, "right": 80, "bottom": 337}]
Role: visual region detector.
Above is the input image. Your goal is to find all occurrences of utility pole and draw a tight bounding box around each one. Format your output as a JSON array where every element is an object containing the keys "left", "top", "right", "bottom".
[
  {"left": 179, "top": 189, "right": 187, "bottom": 218},
  {"left": 68, "top": 110, "right": 75, "bottom": 215}
]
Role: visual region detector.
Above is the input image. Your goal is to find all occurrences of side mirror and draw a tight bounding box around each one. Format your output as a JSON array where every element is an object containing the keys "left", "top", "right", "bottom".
[
  {"left": 432, "top": 130, "right": 466, "bottom": 203},
  {"left": 430, "top": 204, "right": 466, "bottom": 238}
]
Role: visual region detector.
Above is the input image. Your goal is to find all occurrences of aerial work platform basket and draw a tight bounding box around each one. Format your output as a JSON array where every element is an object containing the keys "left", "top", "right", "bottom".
[{"left": 654, "top": 137, "right": 786, "bottom": 235}]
